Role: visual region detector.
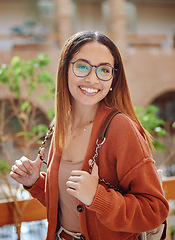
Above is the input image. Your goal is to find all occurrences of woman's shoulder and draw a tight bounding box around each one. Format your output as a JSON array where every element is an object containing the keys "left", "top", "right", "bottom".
[
  {"left": 97, "top": 105, "right": 145, "bottom": 140},
  {"left": 107, "top": 111, "right": 146, "bottom": 143},
  {"left": 111, "top": 112, "right": 142, "bottom": 131},
  {"left": 107, "top": 112, "right": 153, "bottom": 169}
]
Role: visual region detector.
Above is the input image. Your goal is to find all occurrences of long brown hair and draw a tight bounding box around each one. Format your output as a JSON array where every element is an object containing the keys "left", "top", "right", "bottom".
[{"left": 54, "top": 31, "right": 153, "bottom": 155}]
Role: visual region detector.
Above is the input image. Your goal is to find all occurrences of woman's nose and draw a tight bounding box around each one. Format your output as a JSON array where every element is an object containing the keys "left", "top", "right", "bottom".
[{"left": 85, "top": 67, "right": 99, "bottom": 83}]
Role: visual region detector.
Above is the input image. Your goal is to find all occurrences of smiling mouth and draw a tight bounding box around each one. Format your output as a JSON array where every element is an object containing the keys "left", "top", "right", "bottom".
[{"left": 79, "top": 86, "right": 99, "bottom": 94}]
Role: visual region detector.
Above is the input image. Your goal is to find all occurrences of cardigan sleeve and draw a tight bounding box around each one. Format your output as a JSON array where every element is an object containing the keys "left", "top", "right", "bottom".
[
  {"left": 24, "top": 172, "right": 47, "bottom": 206},
  {"left": 23, "top": 139, "right": 54, "bottom": 206},
  {"left": 87, "top": 114, "right": 169, "bottom": 233}
]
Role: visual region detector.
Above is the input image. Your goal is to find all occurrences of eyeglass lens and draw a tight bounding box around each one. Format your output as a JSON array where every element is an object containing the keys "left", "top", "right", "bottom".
[{"left": 72, "top": 61, "right": 114, "bottom": 81}]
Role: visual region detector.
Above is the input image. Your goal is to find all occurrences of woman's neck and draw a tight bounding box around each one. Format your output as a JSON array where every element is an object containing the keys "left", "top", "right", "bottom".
[{"left": 71, "top": 103, "right": 100, "bottom": 130}]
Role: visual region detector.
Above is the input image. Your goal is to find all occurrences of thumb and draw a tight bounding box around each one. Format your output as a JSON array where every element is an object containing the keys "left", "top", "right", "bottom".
[
  {"left": 35, "top": 148, "right": 45, "bottom": 167},
  {"left": 89, "top": 159, "right": 98, "bottom": 177}
]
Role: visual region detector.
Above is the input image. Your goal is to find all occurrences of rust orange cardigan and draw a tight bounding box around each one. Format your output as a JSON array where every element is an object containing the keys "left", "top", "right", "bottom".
[{"left": 26, "top": 104, "right": 169, "bottom": 240}]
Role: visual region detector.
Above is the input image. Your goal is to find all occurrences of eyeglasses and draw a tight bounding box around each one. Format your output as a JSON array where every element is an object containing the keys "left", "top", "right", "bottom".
[{"left": 70, "top": 60, "right": 117, "bottom": 81}]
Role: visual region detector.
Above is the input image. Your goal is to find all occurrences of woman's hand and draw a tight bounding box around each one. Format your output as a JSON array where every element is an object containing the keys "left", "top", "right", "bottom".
[
  {"left": 10, "top": 148, "right": 45, "bottom": 188},
  {"left": 66, "top": 160, "right": 99, "bottom": 206}
]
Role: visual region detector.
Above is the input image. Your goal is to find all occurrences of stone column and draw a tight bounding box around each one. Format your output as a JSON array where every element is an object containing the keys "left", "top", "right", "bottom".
[
  {"left": 108, "top": 0, "right": 126, "bottom": 54},
  {"left": 55, "top": 0, "right": 72, "bottom": 48}
]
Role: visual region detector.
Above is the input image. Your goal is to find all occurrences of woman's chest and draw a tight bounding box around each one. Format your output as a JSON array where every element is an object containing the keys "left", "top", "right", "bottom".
[{"left": 62, "top": 126, "right": 92, "bottom": 163}]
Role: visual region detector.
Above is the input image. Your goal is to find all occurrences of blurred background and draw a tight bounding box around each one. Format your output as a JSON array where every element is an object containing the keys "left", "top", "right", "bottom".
[
  {"left": 0, "top": 0, "right": 175, "bottom": 239},
  {"left": 0, "top": 0, "right": 175, "bottom": 173}
]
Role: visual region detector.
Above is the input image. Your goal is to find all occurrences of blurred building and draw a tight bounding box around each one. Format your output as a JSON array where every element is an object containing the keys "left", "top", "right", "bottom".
[{"left": 0, "top": 0, "right": 175, "bottom": 171}]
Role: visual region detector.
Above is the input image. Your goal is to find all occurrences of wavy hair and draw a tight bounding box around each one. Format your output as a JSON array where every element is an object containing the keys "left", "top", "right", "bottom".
[{"left": 54, "top": 31, "right": 153, "bottom": 155}]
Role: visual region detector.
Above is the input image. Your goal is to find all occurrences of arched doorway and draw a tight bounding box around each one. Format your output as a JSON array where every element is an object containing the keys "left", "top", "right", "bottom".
[
  {"left": 152, "top": 91, "right": 175, "bottom": 176},
  {"left": 152, "top": 91, "right": 175, "bottom": 134}
]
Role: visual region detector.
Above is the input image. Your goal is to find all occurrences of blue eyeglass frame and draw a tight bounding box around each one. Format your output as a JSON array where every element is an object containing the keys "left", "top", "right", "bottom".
[{"left": 70, "top": 60, "right": 117, "bottom": 81}]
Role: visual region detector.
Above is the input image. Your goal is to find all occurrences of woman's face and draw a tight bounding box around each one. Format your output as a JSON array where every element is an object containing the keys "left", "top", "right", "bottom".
[{"left": 68, "top": 41, "right": 114, "bottom": 108}]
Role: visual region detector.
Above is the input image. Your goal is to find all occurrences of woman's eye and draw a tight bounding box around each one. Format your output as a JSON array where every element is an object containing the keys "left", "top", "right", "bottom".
[
  {"left": 99, "top": 67, "right": 110, "bottom": 73},
  {"left": 76, "top": 64, "right": 88, "bottom": 70}
]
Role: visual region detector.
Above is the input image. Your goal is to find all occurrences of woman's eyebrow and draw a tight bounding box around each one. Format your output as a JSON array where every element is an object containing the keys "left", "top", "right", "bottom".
[{"left": 76, "top": 58, "right": 113, "bottom": 66}]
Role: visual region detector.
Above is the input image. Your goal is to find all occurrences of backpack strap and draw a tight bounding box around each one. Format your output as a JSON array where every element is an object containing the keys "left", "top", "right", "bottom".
[
  {"left": 97, "top": 110, "right": 120, "bottom": 141},
  {"left": 38, "top": 118, "right": 55, "bottom": 164},
  {"left": 90, "top": 109, "right": 123, "bottom": 193}
]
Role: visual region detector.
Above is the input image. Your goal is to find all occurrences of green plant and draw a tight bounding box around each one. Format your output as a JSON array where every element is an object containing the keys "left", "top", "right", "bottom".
[
  {"left": 0, "top": 54, "right": 55, "bottom": 157},
  {"left": 135, "top": 105, "right": 166, "bottom": 152},
  {"left": 170, "top": 225, "right": 175, "bottom": 239},
  {"left": 0, "top": 54, "right": 55, "bottom": 239}
]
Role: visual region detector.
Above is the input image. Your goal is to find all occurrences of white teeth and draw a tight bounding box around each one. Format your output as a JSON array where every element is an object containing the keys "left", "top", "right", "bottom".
[{"left": 80, "top": 86, "right": 98, "bottom": 93}]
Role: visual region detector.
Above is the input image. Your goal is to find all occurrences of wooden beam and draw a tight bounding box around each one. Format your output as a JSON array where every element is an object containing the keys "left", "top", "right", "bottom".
[
  {"left": 162, "top": 177, "right": 175, "bottom": 200},
  {"left": 0, "top": 198, "right": 47, "bottom": 226},
  {"left": 0, "top": 177, "right": 174, "bottom": 230}
]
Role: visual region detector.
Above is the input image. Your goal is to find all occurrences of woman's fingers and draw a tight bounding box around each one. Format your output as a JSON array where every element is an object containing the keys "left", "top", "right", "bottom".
[
  {"left": 11, "top": 164, "right": 30, "bottom": 178},
  {"left": 10, "top": 149, "right": 45, "bottom": 187},
  {"left": 15, "top": 157, "right": 33, "bottom": 175},
  {"left": 10, "top": 171, "right": 26, "bottom": 183},
  {"left": 66, "top": 165, "right": 99, "bottom": 206},
  {"left": 66, "top": 180, "right": 80, "bottom": 199},
  {"left": 70, "top": 170, "right": 82, "bottom": 176},
  {"left": 66, "top": 180, "right": 79, "bottom": 190},
  {"left": 11, "top": 156, "right": 32, "bottom": 176},
  {"left": 34, "top": 148, "right": 45, "bottom": 167}
]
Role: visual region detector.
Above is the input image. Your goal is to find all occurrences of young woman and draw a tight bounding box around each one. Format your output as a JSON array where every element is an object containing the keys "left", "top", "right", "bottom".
[{"left": 10, "top": 31, "right": 169, "bottom": 240}]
